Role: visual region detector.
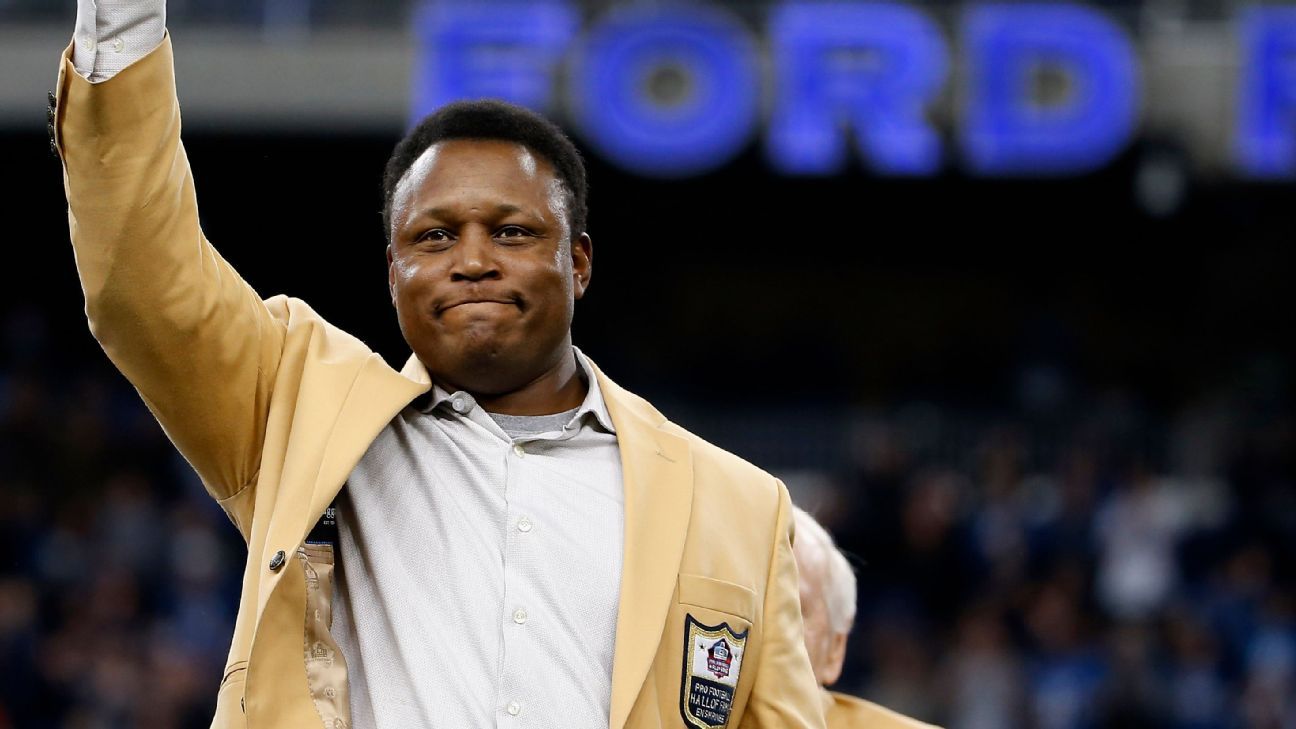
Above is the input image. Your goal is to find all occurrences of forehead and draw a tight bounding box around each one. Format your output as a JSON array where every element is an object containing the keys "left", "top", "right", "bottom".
[{"left": 393, "top": 139, "right": 559, "bottom": 213}]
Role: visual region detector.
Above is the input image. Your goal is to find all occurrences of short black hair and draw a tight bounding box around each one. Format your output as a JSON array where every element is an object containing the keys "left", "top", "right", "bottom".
[{"left": 382, "top": 99, "right": 588, "bottom": 243}]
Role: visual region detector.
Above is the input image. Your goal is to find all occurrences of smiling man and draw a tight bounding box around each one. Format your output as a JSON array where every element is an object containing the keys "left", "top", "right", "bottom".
[{"left": 50, "top": 2, "right": 826, "bottom": 728}]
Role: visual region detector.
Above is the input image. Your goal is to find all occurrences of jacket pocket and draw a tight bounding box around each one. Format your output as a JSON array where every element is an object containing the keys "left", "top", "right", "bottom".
[
  {"left": 673, "top": 575, "right": 757, "bottom": 729},
  {"left": 677, "top": 573, "right": 757, "bottom": 623}
]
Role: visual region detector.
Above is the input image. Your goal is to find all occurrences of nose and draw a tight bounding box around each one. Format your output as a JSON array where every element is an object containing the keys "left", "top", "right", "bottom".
[{"left": 449, "top": 227, "right": 501, "bottom": 282}]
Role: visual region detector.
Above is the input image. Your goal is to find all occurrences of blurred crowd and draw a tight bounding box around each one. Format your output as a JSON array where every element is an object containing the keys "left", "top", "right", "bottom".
[
  {"left": 0, "top": 308, "right": 244, "bottom": 728},
  {"left": 788, "top": 373, "right": 1296, "bottom": 728},
  {"left": 0, "top": 304, "right": 1292, "bottom": 728}
]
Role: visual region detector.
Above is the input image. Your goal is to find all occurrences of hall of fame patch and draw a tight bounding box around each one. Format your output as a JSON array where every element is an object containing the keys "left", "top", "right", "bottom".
[{"left": 680, "top": 614, "right": 748, "bottom": 728}]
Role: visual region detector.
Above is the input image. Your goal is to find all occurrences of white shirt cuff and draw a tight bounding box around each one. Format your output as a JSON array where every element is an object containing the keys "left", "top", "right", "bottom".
[{"left": 72, "top": 0, "right": 166, "bottom": 83}]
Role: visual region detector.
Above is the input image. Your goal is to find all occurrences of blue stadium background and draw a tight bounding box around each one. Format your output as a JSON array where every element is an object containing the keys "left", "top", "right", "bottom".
[{"left": 1, "top": 1, "right": 1293, "bottom": 727}]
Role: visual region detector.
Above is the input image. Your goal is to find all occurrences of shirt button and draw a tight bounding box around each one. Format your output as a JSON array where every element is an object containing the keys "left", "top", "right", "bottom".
[
  {"left": 512, "top": 608, "right": 528, "bottom": 624},
  {"left": 512, "top": 443, "right": 526, "bottom": 457},
  {"left": 517, "top": 517, "right": 532, "bottom": 533},
  {"left": 80, "top": 35, "right": 96, "bottom": 52},
  {"left": 506, "top": 701, "right": 521, "bottom": 716},
  {"left": 110, "top": 37, "right": 125, "bottom": 53},
  {"left": 450, "top": 395, "right": 469, "bottom": 413}
]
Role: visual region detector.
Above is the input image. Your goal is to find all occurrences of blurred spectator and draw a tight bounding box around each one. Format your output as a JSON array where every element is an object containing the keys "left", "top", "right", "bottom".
[
  {"left": 1239, "top": 592, "right": 1296, "bottom": 729},
  {"left": 938, "top": 604, "right": 1024, "bottom": 729},
  {"left": 1094, "top": 467, "right": 1191, "bottom": 620},
  {"left": 1163, "top": 605, "right": 1231, "bottom": 729},
  {"left": 1024, "top": 569, "right": 1108, "bottom": 729}
]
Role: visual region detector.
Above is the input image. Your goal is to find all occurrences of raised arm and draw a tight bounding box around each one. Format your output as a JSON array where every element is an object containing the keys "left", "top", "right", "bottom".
[{"left": 54, "top": 8, "right": 285, "bottom": 519}]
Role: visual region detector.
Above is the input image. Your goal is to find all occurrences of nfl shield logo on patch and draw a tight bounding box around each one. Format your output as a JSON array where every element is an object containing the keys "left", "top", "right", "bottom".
[
  {"left": 707, "top": 639, "right": 733, "bottom": 678},
  {"left": 680, "top": 614, "right": 748, "bottom": 728}
]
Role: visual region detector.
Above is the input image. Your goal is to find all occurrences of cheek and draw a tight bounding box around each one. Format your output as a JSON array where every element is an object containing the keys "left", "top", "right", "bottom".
[
  {"left": 805, "top": 609, "right": 826, "bottom": 642},
  {"left": 799, "top": 599, "right": 833, "bottom": 657},
  {"left": 391, "top": 256, "right": 420, "bottom": 289},
  {"left": 391, "top": 257, "right": 439, "bottom": 308},
  {"left": 518, "top": 260, "right": 573, "bottom": 314},
  {"left": 551, "top": 246, "right": 574, "bottom": 295}
]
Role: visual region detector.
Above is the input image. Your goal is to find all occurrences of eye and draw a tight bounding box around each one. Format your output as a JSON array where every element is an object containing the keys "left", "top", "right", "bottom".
[
  {"left": 418, "top": 228, "right": 452, "bottom": 242},
  {"left": 495, "top": 225, "right": 533, "bottom": 240},
  {"left": 413, "top": 229, "right": 455, "bottom": 250}
]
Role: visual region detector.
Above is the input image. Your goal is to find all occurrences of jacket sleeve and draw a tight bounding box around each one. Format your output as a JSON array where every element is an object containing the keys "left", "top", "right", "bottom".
[
  {"left": 54, "top": 34, "right": 285, "bottom": 507},
  {"left": 741, "top": 480, "right": 829, "bottom": 728}
]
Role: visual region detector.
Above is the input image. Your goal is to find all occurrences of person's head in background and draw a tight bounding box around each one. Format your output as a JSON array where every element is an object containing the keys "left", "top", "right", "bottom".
[{"left": 792, "top": 505, "right": 857, "bottom": 687}]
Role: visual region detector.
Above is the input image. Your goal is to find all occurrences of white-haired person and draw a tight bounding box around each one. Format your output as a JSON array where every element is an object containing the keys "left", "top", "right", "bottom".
[{"left": 793, "top": 505, "right": 940, "bottom": 728}]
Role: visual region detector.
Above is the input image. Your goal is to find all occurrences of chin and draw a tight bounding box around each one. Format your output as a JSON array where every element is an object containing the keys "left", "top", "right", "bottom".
[
  {"left": 418, "top": 333, "right": 530, "bottom": 395},
  {"left": 454, "top": 338, "right": 509, "bottom": 369},
  {"left": 452, "top": 321, "right": 517, "bottom": 361}
]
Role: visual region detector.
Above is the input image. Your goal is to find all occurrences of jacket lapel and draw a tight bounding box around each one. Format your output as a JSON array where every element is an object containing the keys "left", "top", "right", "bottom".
[
  {"left": 304, "top": 353, "right": 430, "bottom": 531},
  {"left": 249, "top": 353, "right": 430, "bottom": 724},
  {"left": 595, "top": 368, "right": 694, "bottom": 729}
]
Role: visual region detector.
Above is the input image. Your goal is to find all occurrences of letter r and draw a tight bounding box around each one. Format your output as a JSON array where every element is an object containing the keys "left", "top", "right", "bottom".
[{"left": 767, "top": 2, "right": 949, "bottom": 176}]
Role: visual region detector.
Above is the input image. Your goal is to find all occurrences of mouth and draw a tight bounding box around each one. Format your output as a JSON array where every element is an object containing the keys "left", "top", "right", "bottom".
[{"left": 436, "top": 298, "right": 521, "bottom": 316}]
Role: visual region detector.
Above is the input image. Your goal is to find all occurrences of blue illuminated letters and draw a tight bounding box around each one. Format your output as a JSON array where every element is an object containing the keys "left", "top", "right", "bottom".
[
  {"left": 962, "top": 4, "right": 1139, "bottom": 175},
  {"left": 410, "top": 1, "right": 1285, "bottom": 181},
  {"left": 768, "top": 3, "right": 949, "bottom": 175},
  {"left": 568, "top": 7, "right": 760, "bottom": 176},
  {"left": 1236, "top": 8, "right": 1296, "bottom": 178},
  {"left": 408, "top": 2, "right": 577, "bottom": 123}
]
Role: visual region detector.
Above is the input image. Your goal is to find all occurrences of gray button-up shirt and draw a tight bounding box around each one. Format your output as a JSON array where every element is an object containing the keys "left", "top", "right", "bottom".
[{"left": 333, "top": 348, "right": 625, "bottom": 728}]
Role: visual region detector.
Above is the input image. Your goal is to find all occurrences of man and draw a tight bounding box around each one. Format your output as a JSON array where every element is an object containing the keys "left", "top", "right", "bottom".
[
  {"left": 791, "top": 506, "right": 937, "bottom": 728},
  {"left": 50, "top": 2, "right": 825, "bottom": 727}
]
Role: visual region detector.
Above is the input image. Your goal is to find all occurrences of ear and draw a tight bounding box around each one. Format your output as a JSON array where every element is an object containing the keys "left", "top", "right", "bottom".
[
  {"left": 820, "top": 632, "right": 848, "bottom": 687},
  {"left": 386, "top": 244, "right": 398, "bottom": 307},
  {"left": 571, "top": 232, "right": 593, "bottom": 300}
]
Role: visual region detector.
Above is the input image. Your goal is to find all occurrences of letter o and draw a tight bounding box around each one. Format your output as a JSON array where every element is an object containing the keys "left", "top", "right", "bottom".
[{"left": 569, "top": 7, "right": 760, "bottom": 177}]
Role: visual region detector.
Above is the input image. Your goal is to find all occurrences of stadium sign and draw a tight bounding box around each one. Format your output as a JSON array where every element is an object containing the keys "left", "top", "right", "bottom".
[{"left": 411, "top": 2, "right": 1296, "bottom": 179}]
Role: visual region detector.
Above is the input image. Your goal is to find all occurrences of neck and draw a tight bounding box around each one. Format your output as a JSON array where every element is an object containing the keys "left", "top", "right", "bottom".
[{"left": 468, "top": 347, "right": 587, "bottom": 416}]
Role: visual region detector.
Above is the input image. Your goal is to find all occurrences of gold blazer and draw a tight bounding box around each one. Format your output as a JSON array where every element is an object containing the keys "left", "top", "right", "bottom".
[{"left": 53, "top": 35, "right": 826, "bottom": 729}]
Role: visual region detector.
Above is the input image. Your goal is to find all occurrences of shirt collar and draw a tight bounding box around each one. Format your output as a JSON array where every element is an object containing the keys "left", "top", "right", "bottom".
[
  {"left": 422, "top": 346, "right": 616, "bottom": 435},
  {"left": 572, "top": 346, "right": 616, "bottom": 434}
]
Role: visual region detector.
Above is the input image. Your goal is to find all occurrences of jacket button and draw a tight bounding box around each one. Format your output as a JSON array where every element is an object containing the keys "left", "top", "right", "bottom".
[{"left": 268, "top": 550, "right": 286, "bottom": 571}]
